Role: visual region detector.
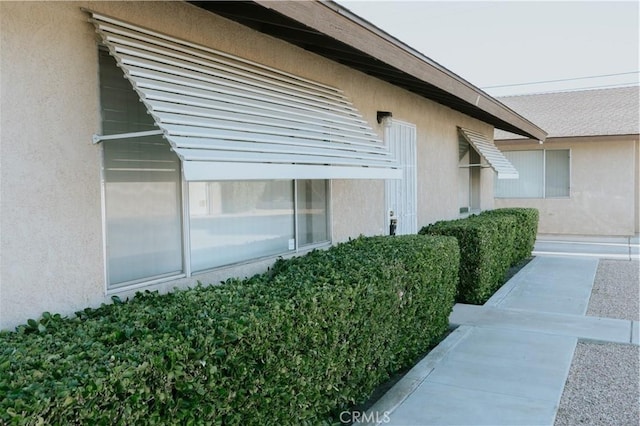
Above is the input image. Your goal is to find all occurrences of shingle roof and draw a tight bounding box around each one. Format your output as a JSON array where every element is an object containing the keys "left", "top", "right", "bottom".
[{"left": 495, "top": 86, "right": 640, "bottom": 140}]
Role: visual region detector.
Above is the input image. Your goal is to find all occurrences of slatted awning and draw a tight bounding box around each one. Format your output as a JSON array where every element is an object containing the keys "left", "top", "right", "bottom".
[
  {"left": 88, "top": 11, "right": 401, "bottom": 180},
  {"left": 458, "top": 127, "right": 519, "bottom": 179}
]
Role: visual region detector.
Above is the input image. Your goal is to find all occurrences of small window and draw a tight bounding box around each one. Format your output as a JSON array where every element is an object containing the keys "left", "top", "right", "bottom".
[
  {"left": 544, "top": 150, "right": 570, "bottom": 198},
  {"left": 458, "top": 142, "right": 481, "bottom": 214},
  {"left": 188, "top": 181, "right": 295, "bottom": 272},
  {"left": 297, "top": 180, "right": 330, "bottom": 246},
  {"left": 99, "top": 49, "right": 156, "bottom": 135},
  {"left": 188, "top": 180, "right": 330, "bottom": 272},
  {"left": 495, "top": 150, "right": 569, "bottom": 199}
]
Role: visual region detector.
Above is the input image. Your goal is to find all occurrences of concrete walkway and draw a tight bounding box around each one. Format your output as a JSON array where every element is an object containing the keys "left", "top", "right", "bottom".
[{"left": 360, "top": 256, "right": 639, "bottom": 426}]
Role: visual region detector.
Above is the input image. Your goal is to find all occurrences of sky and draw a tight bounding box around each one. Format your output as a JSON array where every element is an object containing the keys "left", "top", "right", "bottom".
[{"left": 337, "top": 1, "right": 640, "bottom": 97}]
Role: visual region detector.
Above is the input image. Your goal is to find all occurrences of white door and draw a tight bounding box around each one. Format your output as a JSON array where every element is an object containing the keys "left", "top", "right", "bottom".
[{"left": 385, "top": 120, "right": 417, "bottom": 235}]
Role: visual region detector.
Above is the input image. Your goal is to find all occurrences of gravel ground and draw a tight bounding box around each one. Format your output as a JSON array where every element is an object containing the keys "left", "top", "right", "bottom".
[
  {"left": 586, "top": 259, "right": 640, "bottom": 321},
  {"left": 555, "top": 259, "right": 640, "bottom": 426}
]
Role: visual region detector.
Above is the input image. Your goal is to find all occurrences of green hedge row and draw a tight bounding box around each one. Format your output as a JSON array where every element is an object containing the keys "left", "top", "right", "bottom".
[
  {"left": 419, "top": 208, "right": 538, "bottom": 305},
  {"left": 480, "top": 208, "right": 539, "bottom": 265},
  {"left": 0, "top": 235, "right": 459, "bottom": 425}
]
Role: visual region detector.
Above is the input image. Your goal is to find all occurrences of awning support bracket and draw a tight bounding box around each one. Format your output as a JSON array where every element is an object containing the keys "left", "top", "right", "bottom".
[{"left": 92, "top": 129, "right": 164, "bottom": 144}]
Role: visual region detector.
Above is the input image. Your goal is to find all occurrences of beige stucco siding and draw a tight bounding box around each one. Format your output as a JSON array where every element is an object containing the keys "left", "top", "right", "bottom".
[
  {"left": 0, "top": 1, "right": 495, "bottom": 329},
  {"left": 0, "top": 1, "right": 105, "bottom": 328},
  {"left": 495, "top": 137, "right": 638, "bottom": 236}
]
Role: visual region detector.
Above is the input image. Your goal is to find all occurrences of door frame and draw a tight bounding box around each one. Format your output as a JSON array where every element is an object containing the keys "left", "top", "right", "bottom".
[{"left": 384, "top": 119, "right": 418, "bottom": 235}]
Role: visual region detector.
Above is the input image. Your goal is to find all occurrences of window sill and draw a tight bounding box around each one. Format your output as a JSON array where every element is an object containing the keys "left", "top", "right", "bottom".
[
  {"left": 105, "top": 241, "right": 333, "bottom": 295},
  {"left": 106, "top": 272, "right": 187, "bottom": 295},
  {"left": 459, "top": 209, "right": 481, "bottom": 218},
  {"left": 495, "top": 197, "right": 571, "bottom": 200}
]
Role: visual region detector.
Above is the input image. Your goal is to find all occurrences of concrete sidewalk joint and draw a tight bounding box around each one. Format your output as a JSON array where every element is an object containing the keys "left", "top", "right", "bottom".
[{"left": 450, "top": 304, "right": 637, "bottom": 345}]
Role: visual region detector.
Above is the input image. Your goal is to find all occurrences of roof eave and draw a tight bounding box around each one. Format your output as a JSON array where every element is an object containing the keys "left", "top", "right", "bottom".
[
  {"left": 254, "top": 0, "right": 547, "bottom": 142},
  {"left": 188, "top": 0, "right": 547, "bottom": 141},
  {"left": 496, "top": 133, "right": 639, "bottom": 144}
]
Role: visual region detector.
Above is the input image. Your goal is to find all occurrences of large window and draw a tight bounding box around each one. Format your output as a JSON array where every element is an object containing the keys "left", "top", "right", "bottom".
[
  {"left": 495, "top": 150, "right": 570, "bottom": 199},
  {"left": 99, "top": 50, "right": 330, "bottom": 289}
]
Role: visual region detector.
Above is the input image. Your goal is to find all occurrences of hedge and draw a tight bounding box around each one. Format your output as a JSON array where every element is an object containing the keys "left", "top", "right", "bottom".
[
  {"left": 480, "top": 208, "right": 539, "bottom": 266},
  {"left": 420, "top": 215, "right": 517, "bottom": 304},
  {"left": 0, "top": 235, "right": 459, "bottom": 425}
]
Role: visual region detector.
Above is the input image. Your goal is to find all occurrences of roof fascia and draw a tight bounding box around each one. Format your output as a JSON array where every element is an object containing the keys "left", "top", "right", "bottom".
[{"left": 496, "top": 134, "right": 639, "bottom": 145}]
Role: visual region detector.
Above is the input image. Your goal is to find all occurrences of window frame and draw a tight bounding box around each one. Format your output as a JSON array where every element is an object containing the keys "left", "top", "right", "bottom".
[
  {"left": 458, "top": 144, "right": 483, "bottom": 215},
  {"left": 98, "top": 54, "right": 332, "bottom": 293},
  {"left": 100, "top": 147, "right": 333, "bottom": 292},
  {"left": 99, "top": 135, "right": 189, "bottom": 293},
  {"left": 495, "top": 149, "right": 571, "bottom": 199},
  {"left": 543, "top": 149, "right": 572, "bottom": 199},
  {"left": 295, "top": 179, "right": 332, "bottom": 250},
  {"left": 184, "top": 179, "right": 332, "bottom": 276}
]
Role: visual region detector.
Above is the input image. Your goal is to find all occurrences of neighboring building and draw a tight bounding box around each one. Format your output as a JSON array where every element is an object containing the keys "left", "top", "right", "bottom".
[
  {"left": 0, "top": 1, "right": 545, "bottom": 329},
  {"left": 494, "top": 86, "right": 640, "bottom": 236}
]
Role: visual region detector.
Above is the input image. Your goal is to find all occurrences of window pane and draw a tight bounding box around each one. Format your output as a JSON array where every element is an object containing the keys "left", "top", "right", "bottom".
[
  {"left": 458, "top": 150, "right": 471, "bottom": 212},
  {"left": 297, "top": 180, "right": 329, "bottom": 246},
  {"left": 99, "top": 49, "right": 157, "bottom": 135},
  {"left": 468, "top": 148, "right": 481, "bottom": 211},
  {"left": 545, "top": 150, "right": 570, "bottom": 198},
  {"left": 495, "top": 151, "right": 544, "bottom": 198},
  {"left": 189, "top": 181, "right": 294, "bottom": 272},
  {"left": 104, "top": 136, "right": 183, "bottom": 286}
]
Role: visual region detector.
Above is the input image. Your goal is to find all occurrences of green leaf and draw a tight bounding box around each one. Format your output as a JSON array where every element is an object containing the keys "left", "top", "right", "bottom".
[{"left": 0, "top": 234, "right": 461, "bottom": 424}]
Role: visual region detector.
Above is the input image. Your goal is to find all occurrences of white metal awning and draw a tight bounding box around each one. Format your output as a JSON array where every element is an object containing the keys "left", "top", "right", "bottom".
[
  {"left": 88, "top": 11, "right": 400, "bottom": 180},
  {"left": 458, "top": 127, "right": 519, "bottom": 179}
]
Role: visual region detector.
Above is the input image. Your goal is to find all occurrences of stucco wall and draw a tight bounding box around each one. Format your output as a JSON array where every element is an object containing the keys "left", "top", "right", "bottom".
[
  {"left": 495, "top": 137, "right": 638, "bottom": 236},
  {"left": 0, "top": 1, "right": 105, "bottom": 330},
  {"left": 0, "top": 1, "right": 495, "bottom": 329},
  {"left": 480, "top": 167, "right": 496, "bottom": 211}
]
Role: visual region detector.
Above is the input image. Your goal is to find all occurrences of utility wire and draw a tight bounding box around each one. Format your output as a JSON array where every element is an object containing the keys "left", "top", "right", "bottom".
[
  {"left": 488, "top": 82, "right": 639, "bottom": 96},
  {"left": 481, "top": 71, "right": 640, "bottom": 89}
]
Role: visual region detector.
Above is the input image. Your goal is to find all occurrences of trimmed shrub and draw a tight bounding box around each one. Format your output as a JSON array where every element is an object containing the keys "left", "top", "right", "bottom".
[
  {"left": 420, "top": 215, "right": 517, "bottom": 304},
  {"left": 0, "top": 235, "right": 459, "bottom": 425},
  {"left": 480, "top": 208, "right": 539, "bottom": 265}
]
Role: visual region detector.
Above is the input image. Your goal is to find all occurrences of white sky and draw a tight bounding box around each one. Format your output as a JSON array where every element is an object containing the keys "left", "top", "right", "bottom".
[{"left": 338, "top": 0, "right": 640, "bottom": 96}]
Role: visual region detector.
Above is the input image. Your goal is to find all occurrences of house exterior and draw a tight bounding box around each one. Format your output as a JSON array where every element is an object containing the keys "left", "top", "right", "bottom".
[
  {"left": 0, "top": 1, "right": 545, "bottom": 330},
  {"left": 494, "top": 87, "right": 640, "bottom": 237}
]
